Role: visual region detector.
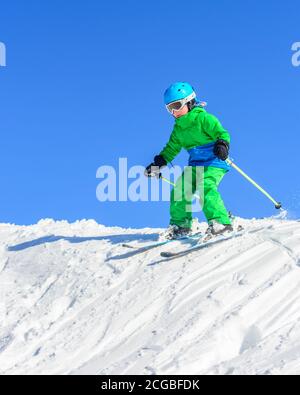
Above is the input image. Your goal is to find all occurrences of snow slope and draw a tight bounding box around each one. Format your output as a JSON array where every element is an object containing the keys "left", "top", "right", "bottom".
[{"left": 1, "top": 216, "right": 300, "bottom": 375}]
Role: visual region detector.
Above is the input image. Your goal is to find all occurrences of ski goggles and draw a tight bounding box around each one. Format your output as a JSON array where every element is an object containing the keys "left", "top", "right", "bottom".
[{"left": 165, "top": 92, "right": 196, "bottom": 114}]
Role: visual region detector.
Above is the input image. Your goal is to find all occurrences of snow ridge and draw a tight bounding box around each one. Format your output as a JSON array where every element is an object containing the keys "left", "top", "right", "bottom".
[{"left": 0, "top": 217, "right": 300, "bottom": 375}]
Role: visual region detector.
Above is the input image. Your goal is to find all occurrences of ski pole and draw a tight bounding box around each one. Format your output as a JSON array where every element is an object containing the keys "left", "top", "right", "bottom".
[
  {"left": 161, "top": 176, "right": 176, "bottom": 187},
  {"left": 160, "top": 176, "right": 202, "bottom": 201},
  {"left": 226, "top": 158, "right": 282, "bottom": 210}
]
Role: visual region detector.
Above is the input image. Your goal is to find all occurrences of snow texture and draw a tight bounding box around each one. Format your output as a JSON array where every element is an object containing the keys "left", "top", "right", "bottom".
[{"left": 1, "top": 215, "right": 300, "bottom": 375}]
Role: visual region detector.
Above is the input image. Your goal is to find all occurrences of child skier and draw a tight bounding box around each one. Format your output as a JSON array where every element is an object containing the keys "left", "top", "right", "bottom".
[{"left": 144, "top": 82, "right": 233, "bottom": 240}]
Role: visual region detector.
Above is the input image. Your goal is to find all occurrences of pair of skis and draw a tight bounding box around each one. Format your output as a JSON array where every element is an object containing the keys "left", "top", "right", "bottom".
[
  {"left": 122, "top": 227, "right": 265, "bottom": 260},
  {"left": 160, "top": 229, "right": 243, "bottom": 258}
]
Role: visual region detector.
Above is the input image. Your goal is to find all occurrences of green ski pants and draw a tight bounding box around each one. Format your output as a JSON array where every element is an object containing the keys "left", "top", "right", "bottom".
[{"left": 170, "top": 166, "right": 231, "bottom": 228}]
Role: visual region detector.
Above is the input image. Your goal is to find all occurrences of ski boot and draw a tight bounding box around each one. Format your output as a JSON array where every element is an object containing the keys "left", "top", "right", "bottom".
[
  {"left": 160, "top": 225, "right": 192, "bottom": 241},
  {"left": 203, "top": 220, "right": 234, "bottom": 242}
]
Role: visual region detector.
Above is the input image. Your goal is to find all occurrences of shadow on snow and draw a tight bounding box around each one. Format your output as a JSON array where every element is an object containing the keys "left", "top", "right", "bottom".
[{"left": 7, "top": 233, "right": 160, "bottom": 252}]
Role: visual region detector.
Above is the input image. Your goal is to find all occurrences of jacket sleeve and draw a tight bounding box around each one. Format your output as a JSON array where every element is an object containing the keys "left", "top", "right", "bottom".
[
  {"left": 203, "top": 113, "right": 231, "bottom": 143},
  {"left": 159, "top": 129, "right": 182, "bottom": 164}
]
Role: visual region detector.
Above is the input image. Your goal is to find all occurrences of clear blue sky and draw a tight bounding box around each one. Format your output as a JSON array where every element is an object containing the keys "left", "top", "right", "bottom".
[{"left": 0, "top": 0, "right": 299, "bottom": 228}]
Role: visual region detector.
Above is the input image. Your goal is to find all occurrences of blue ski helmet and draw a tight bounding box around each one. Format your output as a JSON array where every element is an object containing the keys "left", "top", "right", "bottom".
[{"left": 164, "top": 82, "right": 198, "bottom": 105}]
